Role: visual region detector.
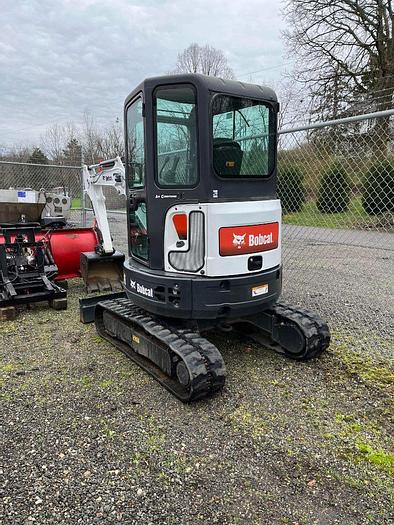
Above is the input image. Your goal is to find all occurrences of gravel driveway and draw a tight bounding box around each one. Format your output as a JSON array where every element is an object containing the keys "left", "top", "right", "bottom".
[
  {"left": 1, "top": 281, "right": 393, "bottom": 524},
  {"left": 1, "top": 214, "right": 392, "bottom": 524}
]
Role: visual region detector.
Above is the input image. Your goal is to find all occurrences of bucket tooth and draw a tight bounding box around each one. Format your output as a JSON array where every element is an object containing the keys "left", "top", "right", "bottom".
[{"left": 80, "top": 251, "right": 125, "bottom": 293}]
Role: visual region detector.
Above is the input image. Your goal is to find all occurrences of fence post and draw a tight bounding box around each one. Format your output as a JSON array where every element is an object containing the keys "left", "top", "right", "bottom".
[
  {"left": 80, "top": 153, "right": 87, "bottom": 228},
  {"left": 81, "top": 166, "right": 87, "bottom": 227}
]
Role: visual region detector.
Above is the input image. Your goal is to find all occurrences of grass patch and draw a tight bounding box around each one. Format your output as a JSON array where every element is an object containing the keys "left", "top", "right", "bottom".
[
  {"left": 100, "top": 418, "right": 117, "bottom": 439},
  {"left": 355, "top": 441, "right": 394, "bottom": 473},
  {"left": 331, "top": 413, "right": 394, "bottom": 475},
  {"left": 228, "top": 404, "right": 268, "bottom": 438},
  {"left": 0, "top": 363, "right": 16, "bottom": 374},
  {"left": 71, "top": 197, "right": 81, "bottom": 209},
  {"left": 0, "top": 363, "right": 17, "bottom": 388},
  {"left": 331, "top": 332, "right": 394, "bottom": 393},
  {"left": 283, "top": 197, "right": 369, "bottom": 229},
  {"left": 0, "top": 322, "right": 18, "bottom": 335}
]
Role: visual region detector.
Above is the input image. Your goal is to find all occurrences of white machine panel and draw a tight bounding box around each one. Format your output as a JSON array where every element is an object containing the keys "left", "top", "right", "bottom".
[{"left": 164, "top": 200, "right": 282, "bottom": 277}]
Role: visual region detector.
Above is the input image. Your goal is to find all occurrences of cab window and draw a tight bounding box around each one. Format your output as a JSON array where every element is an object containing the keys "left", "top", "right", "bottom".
[
  {"left": 155, "top": 85, "right": 198, "bottom": 187},
  {"left": 126, "top": 98, "right": 145, "bottom": 188},
  {"left": 126, "top": 97, "right": 148, "bottom": 261},
  {"left": 212, "top": 95, "right": 274, "bottom": 178}
]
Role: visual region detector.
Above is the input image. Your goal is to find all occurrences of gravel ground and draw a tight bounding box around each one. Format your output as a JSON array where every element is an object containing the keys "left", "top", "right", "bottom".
[
  {"left": 1, "top": 214, "right": 392, "bottom": 524},
  {"left": 0, "top": 282, "right": 393, "bottom": 524}
]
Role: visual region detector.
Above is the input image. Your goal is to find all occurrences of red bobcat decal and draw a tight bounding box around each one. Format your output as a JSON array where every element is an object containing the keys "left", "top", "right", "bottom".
[{"left": 220, "top": 223, "right": 279, "bottom": 256}]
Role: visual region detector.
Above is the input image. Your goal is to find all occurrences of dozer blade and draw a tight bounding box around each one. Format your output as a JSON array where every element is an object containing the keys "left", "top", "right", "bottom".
[{"left": 80, "top": 251, "right": 125, "bottom": 293}]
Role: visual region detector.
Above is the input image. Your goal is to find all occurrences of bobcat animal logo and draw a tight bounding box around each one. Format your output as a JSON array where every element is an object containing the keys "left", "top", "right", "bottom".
[{"left": 232, "top": 233, "right": 246, "bottom": 249}]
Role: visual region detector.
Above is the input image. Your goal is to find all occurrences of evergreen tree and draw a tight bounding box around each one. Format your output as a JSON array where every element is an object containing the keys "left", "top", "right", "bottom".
[
  {"left": 62, "top": 138, "right": 82, "bottom": 166},
  {"left": 28, "top": 147, "right": 48, "bottom": 165},
  {"left": 316, "top": 163, "right": 351, "bottom": 213}
]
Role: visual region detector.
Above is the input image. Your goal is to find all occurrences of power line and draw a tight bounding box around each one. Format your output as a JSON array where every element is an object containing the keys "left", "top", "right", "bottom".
[
  {"left": 0, "top": 117, "right": 74, "bottom": 141},
  {"left": 237, "top": 60, "right": 293, "bottom": 79}
]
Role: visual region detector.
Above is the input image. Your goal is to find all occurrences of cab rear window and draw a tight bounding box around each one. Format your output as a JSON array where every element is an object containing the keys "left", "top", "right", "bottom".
[{"left": 212, "top": 95, "right": 274, "bottom": 178}]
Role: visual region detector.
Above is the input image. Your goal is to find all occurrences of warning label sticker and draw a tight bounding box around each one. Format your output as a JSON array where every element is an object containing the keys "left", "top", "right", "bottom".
[
  {"left": 17, "top": 190, "right": 36, "bottom": 203},
  {"left": 252, "top": 284, "right": 269, "bottom": 297}
]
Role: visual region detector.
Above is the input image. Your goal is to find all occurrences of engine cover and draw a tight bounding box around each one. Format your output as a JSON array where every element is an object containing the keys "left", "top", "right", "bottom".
[{"left": 163, "top": 200, "right": 282, "bottom": 277}]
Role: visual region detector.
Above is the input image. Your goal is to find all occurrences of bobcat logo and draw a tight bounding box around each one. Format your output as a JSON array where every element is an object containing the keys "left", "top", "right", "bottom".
[{"left": 232, "top": 233, "right": 246, "bottom": 249}]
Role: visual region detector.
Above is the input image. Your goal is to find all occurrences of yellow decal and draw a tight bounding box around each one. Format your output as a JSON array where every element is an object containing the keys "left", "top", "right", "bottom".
[
  {"left": 226, "top": 160, "right": 235, "bottom": 168},
  {"left": 132, "top": 334, "right": 140, "bottom": 344}
]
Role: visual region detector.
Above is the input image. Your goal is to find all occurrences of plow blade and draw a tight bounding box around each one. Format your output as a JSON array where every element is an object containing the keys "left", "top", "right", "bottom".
[{"left": 80, "top": 251, "right": 125, "bottom": 293}]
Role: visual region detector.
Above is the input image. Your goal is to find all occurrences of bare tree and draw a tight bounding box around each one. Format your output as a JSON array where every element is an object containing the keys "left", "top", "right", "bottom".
[
  {"left": 81, "top": 110, "right": 102, "bottom": 164},
  {"left": 174, "top": 43, "right": 235, "bottom": 78},
  {"left": 41, "top": 122, "right": 78, "bottom": 163},
  {"left": 272, "top": 78, "right": 309, "bottom": 130},
  {"left": 0, "top": 144, "right": 33, "bottom": 162},
  {"left": 40, "top": 112, "right": 124, "bottom": 166},
  {"left": 284, "top": 1, "right": 394, "bottom": 116},
  {"left": 96, "top": 121, "right": 124, "bottom": 160},
  {"left": 284, "top": 0, "right": 394, "bottom": 150}
]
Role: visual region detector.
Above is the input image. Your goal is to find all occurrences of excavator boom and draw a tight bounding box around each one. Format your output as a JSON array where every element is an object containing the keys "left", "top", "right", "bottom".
[{"left": 80, "top": 156, "right": 126, "bottom": 292}]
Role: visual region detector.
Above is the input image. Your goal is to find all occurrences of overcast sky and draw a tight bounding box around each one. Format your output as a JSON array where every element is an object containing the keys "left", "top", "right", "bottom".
[{"left": 0, "top": 0, "right": 290, "bottom": 149}]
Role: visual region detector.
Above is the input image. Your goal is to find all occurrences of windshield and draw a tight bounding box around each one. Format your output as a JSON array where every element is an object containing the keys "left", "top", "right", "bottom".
[{"left": 212, "top": 95, "right": 274, "bottom": 178}]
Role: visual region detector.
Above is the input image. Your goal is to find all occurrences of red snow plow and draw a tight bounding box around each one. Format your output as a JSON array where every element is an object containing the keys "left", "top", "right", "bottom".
[{"left": 0, "top": 160, "right": 126, "bottom": 318}]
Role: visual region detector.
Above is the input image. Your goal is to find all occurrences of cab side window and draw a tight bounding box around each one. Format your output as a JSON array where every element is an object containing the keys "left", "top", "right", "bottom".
[
  {"left": 126, "top": 97, "right": 148, "bottom": 261},
  {"left": 126, "top": 98, "right": 145, "bottom": 188},
  {"left": 155, "top": 86, "right": 198, "bottom": 187}
]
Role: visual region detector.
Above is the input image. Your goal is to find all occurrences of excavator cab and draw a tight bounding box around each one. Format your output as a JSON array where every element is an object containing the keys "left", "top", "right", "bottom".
[{"left": 124, "top": 74, "right": 281, "bottom": 319}]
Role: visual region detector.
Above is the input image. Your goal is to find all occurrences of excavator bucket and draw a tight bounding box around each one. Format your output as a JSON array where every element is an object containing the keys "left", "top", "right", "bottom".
[{"left": 80, "top": 251, "right": 125, "bottom": 293}]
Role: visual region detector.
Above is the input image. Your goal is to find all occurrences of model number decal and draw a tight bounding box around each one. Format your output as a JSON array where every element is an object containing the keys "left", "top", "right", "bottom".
[{"left": 155, "top": 194, "right": 179, "bottom": 199}]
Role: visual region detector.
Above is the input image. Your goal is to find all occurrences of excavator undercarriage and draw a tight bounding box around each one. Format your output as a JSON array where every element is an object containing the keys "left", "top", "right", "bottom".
[{"left": 81, "top": 296, "right": 330, "bottom": 402}]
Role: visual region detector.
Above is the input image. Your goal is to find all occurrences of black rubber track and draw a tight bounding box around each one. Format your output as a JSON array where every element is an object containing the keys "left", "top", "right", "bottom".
[
  {"left": 95, "top": 298, "right": 226, "bottom": 402},
  {"left": 268, "top": 302, "right": 331, "bottom": 360}
]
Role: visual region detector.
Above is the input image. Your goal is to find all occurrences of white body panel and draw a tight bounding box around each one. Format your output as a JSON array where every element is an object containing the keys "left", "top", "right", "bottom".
[{"left": 164, "top": 200, "right": 282, "bottom": 277}]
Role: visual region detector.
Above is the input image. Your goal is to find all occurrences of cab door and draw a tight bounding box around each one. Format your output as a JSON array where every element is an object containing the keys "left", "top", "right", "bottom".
[{"left": 126, "top": 97, "right": 149, "bottom": 262}]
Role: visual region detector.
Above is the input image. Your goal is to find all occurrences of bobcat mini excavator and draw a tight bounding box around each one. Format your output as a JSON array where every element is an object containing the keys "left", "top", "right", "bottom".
[{"left": 82, "top": 74, "right": 330, "bottom": 402}]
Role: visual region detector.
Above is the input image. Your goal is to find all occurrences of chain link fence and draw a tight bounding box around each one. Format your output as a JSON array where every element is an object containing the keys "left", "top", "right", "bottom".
[
  {"left": 278, "top": 110, "right": 393, "bottom": 340},
  {"left": 0, "top": 160, "right": 84, "bottom": 225},
  {"left": 0, "top": 110, "right": 392, "bottom": 342}
]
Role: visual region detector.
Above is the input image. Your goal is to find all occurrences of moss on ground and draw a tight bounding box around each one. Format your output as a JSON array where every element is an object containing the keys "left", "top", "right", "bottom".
[
  {"left": 328, "top": 412, "right": 394, "bottom": 476},
  {"left": 227, "top": 404, "right": 268, "bottom": 438},
  {"left": 330, "top": 331, "right": 394, "bottom": 401},
  {"left": 354, "top": 441, "right": 394, "bottom": 473},
  {"left": 222, "top": 333, "right": 394, "bottom": 495}
]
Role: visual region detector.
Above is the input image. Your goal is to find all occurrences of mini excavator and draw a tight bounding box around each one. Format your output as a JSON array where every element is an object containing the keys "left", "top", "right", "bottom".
[{"left": 81, "top": 74, "right": 330, "bottom": 402}]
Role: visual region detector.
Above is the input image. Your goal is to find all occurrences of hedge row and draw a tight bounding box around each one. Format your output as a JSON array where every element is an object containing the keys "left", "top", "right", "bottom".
[{"left": 278, "top": 161, "right": 394, "bottom": 216}]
